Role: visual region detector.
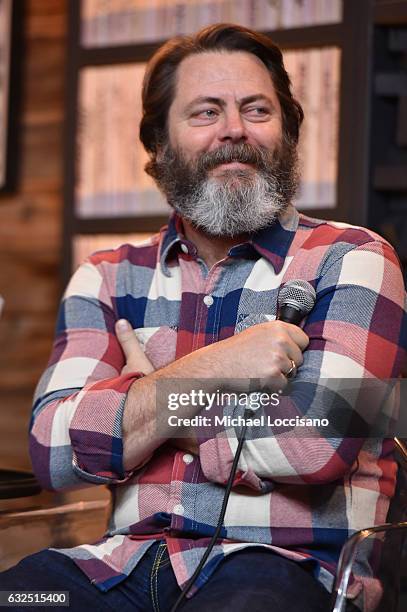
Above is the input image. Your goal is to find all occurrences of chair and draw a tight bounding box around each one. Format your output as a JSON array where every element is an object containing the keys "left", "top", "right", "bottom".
[
  {"left": 0, "top": 468, "right": 109, "bottom": 571},
  {"left": 329, "top": 438, "right": 407, "bottom": 612},
  {"left": 0, "top": 468, "right": 41, "bottom": 500}
]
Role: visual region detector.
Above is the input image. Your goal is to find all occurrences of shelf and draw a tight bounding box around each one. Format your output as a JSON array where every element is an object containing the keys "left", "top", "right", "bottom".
[
  {"left": 375, "top": 72, "right": 407, "bottom": 96},
  {"left": 63, "top": 0, "right": 380, "bottom": 284},
  {"left": 388, "top": 27, "right": 407, "bottom": 51},
  {"left": 374, "top": 1, "right": 407, "bottom": 25},
  {"left": 267, "top": 23, "right": 344, "bottom": 49},
  {"left": 397, "top": 96, "right": 407, "bottom": 146},
  {"left": 73, "top": 216, "right": 170, "bottom": 235},
  {"left": 78, "top": 23, "right": 345, "bottom": 67},
  {"left": 72, "top": 208, "right": 349, "bottom": 237},
  {"left": 374, "top": 165, "right": 407, "bottom": 190}
]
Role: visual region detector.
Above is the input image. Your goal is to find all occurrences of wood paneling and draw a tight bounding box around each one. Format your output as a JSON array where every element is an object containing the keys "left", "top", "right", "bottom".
[
  {"left": 0, "top": 0, "right": 67, "bottom": 470},
  {"left": 0, "top": 193, "right": 60, "bottom": 263}
]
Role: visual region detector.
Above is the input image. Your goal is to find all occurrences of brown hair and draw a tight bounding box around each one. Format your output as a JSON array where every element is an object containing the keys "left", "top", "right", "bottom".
[{"left": 140, "top": 23, "right": 304, "bottom": 158}]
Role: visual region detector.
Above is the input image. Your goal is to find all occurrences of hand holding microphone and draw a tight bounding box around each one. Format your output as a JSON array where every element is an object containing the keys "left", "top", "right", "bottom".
[
  {"left": 194, "top": 280, "right": 315, "bottom": 389},
  {"left": 114, "top": 280, "right": 316, "bottom": 392},
  {"left": 277, "top": 279, "right": 316, "bottom": 379}
]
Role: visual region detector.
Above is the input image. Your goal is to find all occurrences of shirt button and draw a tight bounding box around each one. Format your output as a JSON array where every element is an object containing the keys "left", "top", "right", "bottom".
[
  {"left": 173, "top": 504, "right": 184, "bottom": 515},
  {"left": 203, "top": 295, "right": 214, "bottom": 307},
  {"left": 183, "top": 453, "right": 194, "bottom": 464},
  {"left": 180, "top": 243, "right": 189, "bottom": 254}
]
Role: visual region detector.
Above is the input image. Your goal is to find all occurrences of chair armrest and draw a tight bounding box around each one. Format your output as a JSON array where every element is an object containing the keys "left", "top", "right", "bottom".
[
  {"left": 0, "top": 469, "right": 41, "bottom": 499},
  {"left": 329, "top": 521, "right": 407, "bottom": 612}
]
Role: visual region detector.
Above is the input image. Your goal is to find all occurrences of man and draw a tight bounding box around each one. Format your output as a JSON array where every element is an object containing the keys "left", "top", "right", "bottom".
[{"left": 2, "top": 24, "right": 405, "bottom": 612}]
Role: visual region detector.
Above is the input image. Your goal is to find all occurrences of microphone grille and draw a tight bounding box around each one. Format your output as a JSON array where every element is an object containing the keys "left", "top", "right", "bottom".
[{"left": 278, "top": 280, "right": 316, "bottom": 314}]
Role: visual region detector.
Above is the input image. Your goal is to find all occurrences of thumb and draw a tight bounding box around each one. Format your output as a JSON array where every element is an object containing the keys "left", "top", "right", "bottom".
[
  {"left": 115, "top": 319, "right": 154, "bottom": 374},
  {"left": 115, "top": 319, "right": 136, "bottom": 357}
]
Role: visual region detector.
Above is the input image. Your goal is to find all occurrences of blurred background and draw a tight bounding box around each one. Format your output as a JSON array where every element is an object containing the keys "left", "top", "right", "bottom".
[{"left": 0, "top": 0, "right": 405, "bottom": 502}]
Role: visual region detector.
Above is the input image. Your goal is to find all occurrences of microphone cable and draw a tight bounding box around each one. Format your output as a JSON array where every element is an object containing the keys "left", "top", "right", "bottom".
[
  {"left": 170, "top": 280, "right": 316, "bottom": 610},
  {"left": 169, "top": 407, "right": 252, "bottom": 612}
]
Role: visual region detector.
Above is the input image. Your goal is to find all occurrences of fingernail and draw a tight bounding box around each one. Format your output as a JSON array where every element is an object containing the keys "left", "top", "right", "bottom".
[{"left": 116, "top": 319, "right": 130, "bottom": 331}]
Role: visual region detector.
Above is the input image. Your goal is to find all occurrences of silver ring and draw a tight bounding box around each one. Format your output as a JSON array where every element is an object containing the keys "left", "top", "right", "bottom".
[{"left": 285, "top": 359, "right": 297, "bottom": 379}]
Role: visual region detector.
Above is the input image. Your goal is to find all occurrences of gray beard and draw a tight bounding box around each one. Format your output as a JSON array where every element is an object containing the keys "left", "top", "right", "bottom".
[
  {"left": 170, "top": 169, "right": 288, "bottom": 237},
  {"left": 147, "top": 141, "right": 300, "bottom": 237}
]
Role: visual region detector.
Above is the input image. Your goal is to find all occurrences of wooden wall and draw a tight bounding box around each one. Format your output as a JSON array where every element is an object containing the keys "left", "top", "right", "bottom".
[{"left": 0, "top": 0, "right": 67, "bottom": 470}]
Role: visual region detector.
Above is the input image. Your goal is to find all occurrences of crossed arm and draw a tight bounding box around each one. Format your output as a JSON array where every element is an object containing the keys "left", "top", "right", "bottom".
[
  {"left": 29, "top": 238, "right": 406, "bottom": 491},
  {"left": 115, "top": 317, "right": 308, "bottom": 468},
  {"left": 114, "top": 318, "right": 199, "bottom": 457}
]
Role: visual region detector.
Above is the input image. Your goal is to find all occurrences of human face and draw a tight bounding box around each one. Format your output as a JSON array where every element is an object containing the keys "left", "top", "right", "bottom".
[
  {"left": 148, "top": 50, "right": 298, "bottom": 238},
  {"left": 167, "top": 50, "right": 283, "bottom": 175}
]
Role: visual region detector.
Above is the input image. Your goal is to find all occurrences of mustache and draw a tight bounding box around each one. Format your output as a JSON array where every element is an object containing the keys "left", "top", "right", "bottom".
[{"left": 194, "top": 143, "right": 273, "bottom": 173}]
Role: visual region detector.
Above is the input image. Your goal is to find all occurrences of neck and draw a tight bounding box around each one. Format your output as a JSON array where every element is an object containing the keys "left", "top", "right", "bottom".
[{"left": 182, "top": 219, "right": 248, "bottom": 269}]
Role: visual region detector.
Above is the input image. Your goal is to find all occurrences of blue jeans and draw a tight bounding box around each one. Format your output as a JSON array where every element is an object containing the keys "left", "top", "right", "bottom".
[{"left": 0, "top": 540, "right": 339, "bottom": 611}]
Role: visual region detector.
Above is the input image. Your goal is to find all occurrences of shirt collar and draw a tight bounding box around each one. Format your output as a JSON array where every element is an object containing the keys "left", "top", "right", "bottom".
[
  {"left": 249, "top": 204, "right": 299, "bottom": 273},
  {"left": 159, "top": 205, "right": 299, "bottom": 276},
  {"left": 159, "top": 214, "right": 192, "bottom": 277}
]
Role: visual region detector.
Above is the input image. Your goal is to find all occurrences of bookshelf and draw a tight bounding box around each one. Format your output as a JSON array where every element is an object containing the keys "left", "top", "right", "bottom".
[
  {"left": 369, "top": 1, "right": 407, "bottom": 280},
  {"left": 63, "top": 0, "right": 384, "bottom": 283}
]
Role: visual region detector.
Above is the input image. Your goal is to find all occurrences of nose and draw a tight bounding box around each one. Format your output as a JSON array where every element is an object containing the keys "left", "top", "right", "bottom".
[{"left": 218, "top": 108, "right": 247, "bottom": 144}]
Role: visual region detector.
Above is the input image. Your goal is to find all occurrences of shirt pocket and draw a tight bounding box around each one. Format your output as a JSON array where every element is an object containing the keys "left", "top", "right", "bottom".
[
  {"left": 234, "top": 313, "right": 276, "bottom": 334},
  {"left": 133, "top": 326, "right": 177, "bottom": 370}
]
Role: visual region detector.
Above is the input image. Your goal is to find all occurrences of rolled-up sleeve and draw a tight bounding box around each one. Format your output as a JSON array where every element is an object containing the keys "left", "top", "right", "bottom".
[
  {"left": 199, "top": 239, "right": 407, "bottom": 489},
  {"left": 29, "top": 258, "right": 144, "bottom": 491}
]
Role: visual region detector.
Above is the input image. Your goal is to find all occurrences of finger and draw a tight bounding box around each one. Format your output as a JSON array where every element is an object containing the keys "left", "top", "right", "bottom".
[
  {"left": 284, "top": 325, "right": 310, "bottom": 351},
  {"left": 280, "top": 355, "right": 299, "bottom": 378},
  {"left": 260, "top": 321, "right": 309, "bottom": 352},
  {"left": 115, "top": 319, "right": 139, "bottom": 360},
  {"left": 115, "top": 319, "right": 154, "bottom": 374},
  {"left": 287, "top": 344, "right": 304, "bottom": 368},
  {"left": 261, "top": 373, "right": 288, "bottom": 394},
  {"left": 270, "top": 351, "right": 301, "bottom": 379}
]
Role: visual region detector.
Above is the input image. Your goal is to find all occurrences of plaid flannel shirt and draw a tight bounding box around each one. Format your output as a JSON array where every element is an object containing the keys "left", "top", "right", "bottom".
[{"left": 30, "top": 206, "right": 406, "bottom": 609}]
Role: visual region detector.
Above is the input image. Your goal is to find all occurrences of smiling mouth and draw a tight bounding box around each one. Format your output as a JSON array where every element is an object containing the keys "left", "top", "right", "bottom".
[{"left": 212, "top": 161, "right": 254, "bottom": 171}]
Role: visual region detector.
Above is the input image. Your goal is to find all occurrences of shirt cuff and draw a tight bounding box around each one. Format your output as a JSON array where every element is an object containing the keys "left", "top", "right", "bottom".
[{"left": 69, "top": 372, "right": 144, "bottom": 484}]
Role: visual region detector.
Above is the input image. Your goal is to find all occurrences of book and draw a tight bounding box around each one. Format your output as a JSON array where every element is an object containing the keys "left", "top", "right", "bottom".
[
  {"left": 76, "top": 63, "right": 170, "bottom": 218},
  {"left": 0, "top": 0, "right": 12, "bottom": 188},
  {"left": 284, "top": 47, "right": 339, "bottom": 209},
  {"left": 80, "top": 0, "right": 343, "bottom": 47},
  {"left": 317, "top": 46, "right": 340, "bottom": 207}
]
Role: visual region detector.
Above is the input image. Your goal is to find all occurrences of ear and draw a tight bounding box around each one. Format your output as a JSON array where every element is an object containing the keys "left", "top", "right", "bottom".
[{"left": 155, "top": 144, "right": 164, "bottom": 163}]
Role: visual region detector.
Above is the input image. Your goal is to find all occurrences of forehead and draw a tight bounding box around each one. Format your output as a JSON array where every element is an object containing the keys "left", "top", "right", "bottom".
[{"left": 171, "top": 50, "right": 280, "bottom": 108}]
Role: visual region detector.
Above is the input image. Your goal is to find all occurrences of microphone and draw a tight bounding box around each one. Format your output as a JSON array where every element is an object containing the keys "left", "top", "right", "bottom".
[{"left": 277, "top": 280, "right": 316, "bottom": 325}]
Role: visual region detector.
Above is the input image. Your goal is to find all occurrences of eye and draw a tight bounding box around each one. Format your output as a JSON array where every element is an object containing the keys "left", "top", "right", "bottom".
[
  {"left": 244, "top": 106, "right": 271, "bottom": 120},
  {"left": 189, "top": 108, "right": 219, "bottom": 125},
  {"left": 201, "top": 109, "right": 217, "bottom": 118},
  {"left": 194, "top": 108, "right": 218, "bottom": 119}
]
